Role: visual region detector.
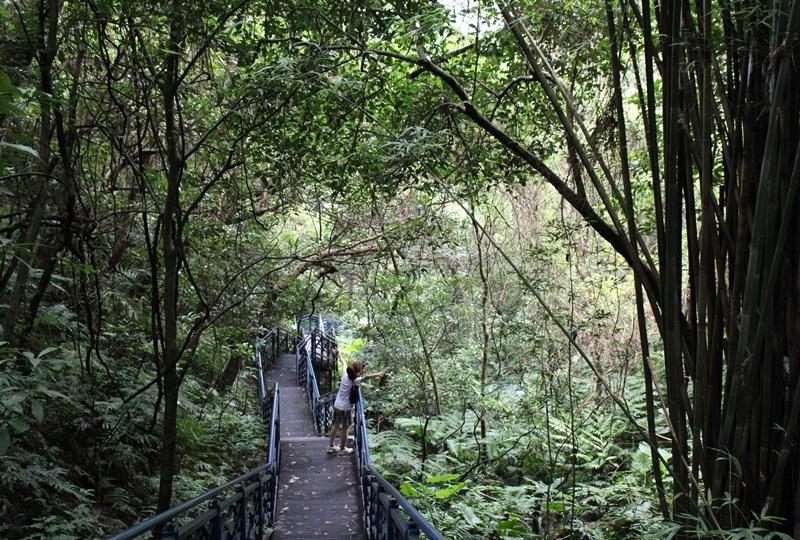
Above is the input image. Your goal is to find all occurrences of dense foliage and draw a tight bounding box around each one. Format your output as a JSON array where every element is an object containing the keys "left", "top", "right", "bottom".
[{"left": 2, "top": 0, "right": 799, "bottom": 538}]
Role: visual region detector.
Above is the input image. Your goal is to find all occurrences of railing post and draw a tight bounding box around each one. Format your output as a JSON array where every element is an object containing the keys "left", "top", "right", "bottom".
[
  {"left": 312, "top": 329, "right": 317, "bottom": 364},
  {"left": 237, "top": 483, "right": 247, "bottom": 537},
  {"left": 271, "top": 464, "right": 279, "bottom": 525},
  {"left": 209, "top": 499, "right": 223, "bottom": 540},
  {"left": 160, "top": 523, "right": 178, "bottom": 540},
  {"left": 389, "top": 499, "right": 402, "bottom": 540},
  {"left": 256, "top": 473, "right": 264, "bottom": 539},
  {"left": 256, "top": 348, "right": 265, "bottom": 416},
  {"left": 405, "top": 524, "right": 421, "bottom": 539}
]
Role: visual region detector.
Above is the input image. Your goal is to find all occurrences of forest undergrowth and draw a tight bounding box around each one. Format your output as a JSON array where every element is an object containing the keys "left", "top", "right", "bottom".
[
  {"left": 0, "top": 325, "right": 265, "bottom": 538},
  {"left": 332, "top": 313, "right": 674, "bottom": 539}
]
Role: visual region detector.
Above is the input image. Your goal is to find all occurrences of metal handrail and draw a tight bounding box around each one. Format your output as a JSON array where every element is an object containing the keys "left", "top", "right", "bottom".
[
  {"left": 257, "top": 326, "right": 289, "bottom": 516},
  {"left": 108, "top": 325, "right": 290, "bottom": 540},
  {"left": 107, "top": 385, "right": 281, "bottom": 540},
  {"left": 366, "top": 463, "right": 444, "bottom": 539},
  {"left": 295, "top": 329, "right": 337, "bottom": 434},
  {"left": 305, "top": 337, "right": 321, "bottom": 426},
  {"left": 296, "top": 316, "right": 342, "bottom": 408},
  {"left": 354, "top": 389, "right": 443, "bottom": 539},
  {"left": 267, "top": 384, "right": 280, "bottom": 470},
  {"left": 107, "top": 465, "right": 273, "bottom": 540},
  {"left": 294, "top": 335, "right": 307, "bottom": 382}
]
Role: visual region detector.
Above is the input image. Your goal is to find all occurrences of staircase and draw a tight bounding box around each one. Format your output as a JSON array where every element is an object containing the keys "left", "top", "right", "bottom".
[{"left": 108, "top": 315, "right": 442, "bottom": 540}]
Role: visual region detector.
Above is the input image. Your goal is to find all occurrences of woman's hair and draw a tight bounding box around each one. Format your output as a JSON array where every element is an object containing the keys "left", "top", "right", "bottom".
[{"left": 346, "top": 361, "right": 363, "bottom": 379}]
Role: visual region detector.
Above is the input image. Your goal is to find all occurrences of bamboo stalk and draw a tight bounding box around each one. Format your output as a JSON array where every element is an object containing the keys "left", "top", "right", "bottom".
[{"left": 606, "top": 0, "right": 668, "bottom": 517}]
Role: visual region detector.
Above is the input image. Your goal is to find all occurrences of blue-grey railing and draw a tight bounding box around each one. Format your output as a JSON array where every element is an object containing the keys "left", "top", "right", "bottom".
[
  {"left": 107, "top": 387, "right": 281, "bottom": 540},
  {"left": 108, "top": 459, "right": 278, "bottom": 540},
  {"left": 108, "top": 325, "right": 292, "bottom": 540},
  {"left": 256, "top": 325, "right": 292, "bottom": 417},
  {"left": 354, "top": 389, "right": 443, "bottom": 539},
  {"left": 295, "top": 313, "right": 444, "bottom": 540},
  {"left": 295, "top": 315, "right": 338, "bottom": 429},
  {"left": 295, "top": 330, "right": 336, "bottom": 434},
  {"left": 295, "top": 313, "right": 324, "bottom": 336}
]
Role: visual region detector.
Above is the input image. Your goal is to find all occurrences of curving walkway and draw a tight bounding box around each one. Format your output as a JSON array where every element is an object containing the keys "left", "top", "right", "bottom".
[{"left": 270, "top": 352, "right": 364, "bottom": 539}]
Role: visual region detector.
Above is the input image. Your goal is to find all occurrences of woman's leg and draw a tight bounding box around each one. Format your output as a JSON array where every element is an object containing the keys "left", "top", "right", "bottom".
[
  {"left": 339, "top": 419, "right": 349, "bottom": 450},
  {"left": 329, "top": 422, "right": 338, "bottom": 447}
]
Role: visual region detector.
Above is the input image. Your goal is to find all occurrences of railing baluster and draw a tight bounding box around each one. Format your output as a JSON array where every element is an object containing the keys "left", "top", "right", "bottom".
[
  {"left": 160, "top": 523, "right": 177, "bottom": 540},
  {"left": 210, "top": 499, "right": 223, "bottom": 540},
  {"left": 237, "top": 483, "right": 247, "bottom": 538},
  {"left": 256, "top": 475, "right": 264, "bottom": 540}
]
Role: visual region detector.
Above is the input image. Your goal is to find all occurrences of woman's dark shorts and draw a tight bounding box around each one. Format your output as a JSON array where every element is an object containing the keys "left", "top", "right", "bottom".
[{"left": 332, "top": 408, "right": 351, "bottom": 429}]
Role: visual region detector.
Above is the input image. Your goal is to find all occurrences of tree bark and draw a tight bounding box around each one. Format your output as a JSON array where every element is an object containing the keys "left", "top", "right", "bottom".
[
  {"left": 2, "top": 0, "right": 59, "bottom": 343},
  {"left": 156, "top": 1, "right": 184, "bottom": 515},
  {"left": 471, "top": 209, "right": 490, "bottom": 441}
]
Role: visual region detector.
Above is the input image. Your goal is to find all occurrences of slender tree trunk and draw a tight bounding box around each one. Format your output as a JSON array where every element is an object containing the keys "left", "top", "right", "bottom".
[
  {"left": 156, "top": 2, "right": 183, "bottom": 515},
  {"left": 605, "top": 0, "right": 668, "bottom": 518},
  {"left": 471, "top": 210, "right": 490, "bottom": 441},
  {"left": 407, "top": 304, "right": 441, "bottom": 417},
  {"left": 23, "top": 237, "right": 64, "bottom": 336},
  {"left": 3, "top": 0, "right": 59, "bottom": 343}
]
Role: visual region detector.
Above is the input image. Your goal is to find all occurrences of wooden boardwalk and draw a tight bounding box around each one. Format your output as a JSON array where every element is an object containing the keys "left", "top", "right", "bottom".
[{"left": 270, "top": 353, "right": 364, "bottom": 539}]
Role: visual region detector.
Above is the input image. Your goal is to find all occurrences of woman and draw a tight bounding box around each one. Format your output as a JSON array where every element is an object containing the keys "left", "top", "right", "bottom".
[{"left": 327, "top": 359, "right": 385, "bottom": 455}]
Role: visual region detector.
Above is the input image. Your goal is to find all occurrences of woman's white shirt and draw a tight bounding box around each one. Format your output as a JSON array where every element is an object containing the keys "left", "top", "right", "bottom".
[{"left": 333, "top": 370, "right": 363, "bottom": 410}]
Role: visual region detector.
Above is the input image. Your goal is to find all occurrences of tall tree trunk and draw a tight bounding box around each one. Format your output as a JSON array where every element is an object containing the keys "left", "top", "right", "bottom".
[
  {"left": 471, "top": 210, "right": 490, "bottom": 441},
  {"left": 156, "top": 1, "right": 183, "bottom": 515},
  {"left": 605, "top": 0, "right": 668, "bottom": 518},
  {"left": 3, "top": 0, "right": 59, "bottom": 343},
  {"left": 659, "top": 0, "right": 694, "bottom": 524}
]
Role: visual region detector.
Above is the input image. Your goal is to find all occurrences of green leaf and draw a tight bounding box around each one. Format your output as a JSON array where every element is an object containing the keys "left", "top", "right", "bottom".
[
  {"left": 2, "top": 392, "right": 26, "bottom": 409},
  {"left": 497, "top": 517, "right": 528, "bottom": 535},
  {"left": 730, "top": 454, "right": 742, "bottom": 477},
  {"left": 434, "top": 482, "right": 466, "bottom": 499},
  {"left": 0, "top": 142, "right": 40, "bottom": 160},
  {"left": 31, "top": 400, "right": 44, "bottom": 423},
  {"left": 399, "top": 482, "right": 419, "bottom": 497},
  {"left": 27, "top": 346, "right": 58, "bottom": 370},
  {"left": 0, "top": 72, "right": 19, "bottom": 95},
  {"left": 8, "top": 417, "right": 29, "bottom": 433},
  {"left": 545, "top": 501, "right": 566, "bottom": 512},
  {"left": 0, "top": 427, "right": 9, "bottom": 455},
  {"left": 23, "top": 350, "right": 40, "bottom": 370},
  {"left": 456, "top": 504, "right": 481, "bottom": 526},
  {"left": 425, "top": 473, "right": 460, "bottom": 484},
  {"left": 0, "top": 72, "right": 20, "bottom": 116},
  {"left": 34, "top": 385, "right": 69, "bottom": 400},
  {"left": 38, "top": 346, "right": 58, "bottom": 358}
]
